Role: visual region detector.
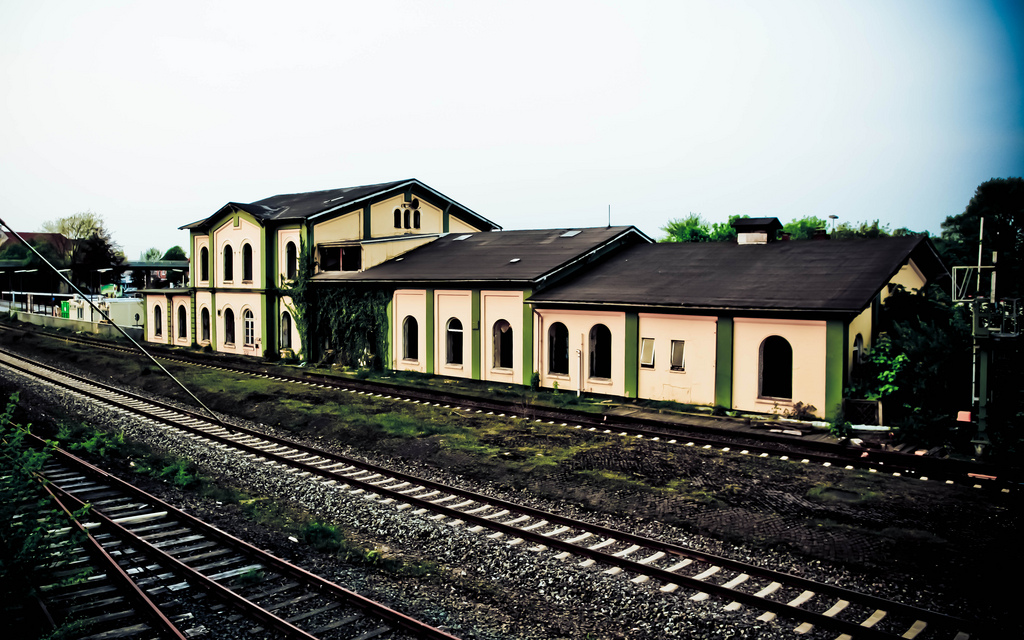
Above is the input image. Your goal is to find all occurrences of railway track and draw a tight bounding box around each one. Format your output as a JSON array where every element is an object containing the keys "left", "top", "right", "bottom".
[
  {"left": 4, "top": 324, "right": 1016, "bottom": 493},
  {"left": 1, "top": 347, "right": 985, "bottom": 639},
  {"left": 32, "top": 435, "right": 461, "bottom": 640}
]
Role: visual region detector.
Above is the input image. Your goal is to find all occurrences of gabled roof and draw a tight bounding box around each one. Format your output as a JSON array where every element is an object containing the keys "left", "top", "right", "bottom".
[
  {"left": 530, "top": 236, "right": 947, "bottom": 316},
  {"left": 180, "top": 179, "right": 499, "bottom": 232},
  {"left": 317, "top": 226, "right": 652, "bottom": 287}
]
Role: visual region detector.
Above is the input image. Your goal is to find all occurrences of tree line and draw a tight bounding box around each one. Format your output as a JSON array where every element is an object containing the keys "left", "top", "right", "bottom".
[{"left": 0, "top": 211, "right": 185, "bottom": 294}]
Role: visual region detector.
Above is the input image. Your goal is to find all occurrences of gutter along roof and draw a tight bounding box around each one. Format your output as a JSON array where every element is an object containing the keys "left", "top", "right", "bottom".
[
  {"left": 316, "top": 226, "right": 651, "bottom": 288},
  {"left": 180, "top": 179, "right": 499, "bottom": 232},
  {"left": 530, "top": 236, "right": 946, "bottom": 316}
]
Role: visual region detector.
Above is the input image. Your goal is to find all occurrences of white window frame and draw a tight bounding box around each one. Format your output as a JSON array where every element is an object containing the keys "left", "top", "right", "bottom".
[
  {"left": 243, "top": 309, "right": 255, "bottom": 346},
  {"left": 670, "top": 340, "right": 685, "bottom": 371},
  {"left": 640, "top": 337, "right": 655, "bottom": 368}
]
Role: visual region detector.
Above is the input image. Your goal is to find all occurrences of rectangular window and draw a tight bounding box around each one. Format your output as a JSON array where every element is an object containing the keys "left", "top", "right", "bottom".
[
  {"left": 319, "top": 246, "right": 341, "bottom": 271},
  {"left": 640, "top": 337, "right": 655, "bottom": 368},
  {"left": 670, "top": 340, "right": 685, "bottom": 371},
  {"left": 341, "top": 246, "right": 362, "bottom": 271}
]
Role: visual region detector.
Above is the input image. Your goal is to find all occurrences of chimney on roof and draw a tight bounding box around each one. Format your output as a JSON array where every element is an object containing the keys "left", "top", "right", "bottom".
[{"left": 731, "top": 217, "right": 783, "bottom": 245}]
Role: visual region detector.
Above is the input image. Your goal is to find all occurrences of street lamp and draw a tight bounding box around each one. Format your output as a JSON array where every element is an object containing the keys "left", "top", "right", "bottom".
[{"left": 15, "top": 269, "right": 37, "bottom": 312}]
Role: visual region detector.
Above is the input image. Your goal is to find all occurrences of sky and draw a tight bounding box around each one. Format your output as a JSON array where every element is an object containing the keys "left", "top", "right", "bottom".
[{"left": 1, "top": 0, "right": 1021, "bottom": 260}]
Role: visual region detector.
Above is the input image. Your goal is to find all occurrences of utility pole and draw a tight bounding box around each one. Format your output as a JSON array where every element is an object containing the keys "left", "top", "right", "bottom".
[{"left": 953, "top": 217, "right": 1021, "bottom": 456}]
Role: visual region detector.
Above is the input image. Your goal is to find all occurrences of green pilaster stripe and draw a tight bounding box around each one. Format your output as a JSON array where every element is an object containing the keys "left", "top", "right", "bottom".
[
  {"left": 471, "top": 290, "right": 481, "bottom": 380},
  {"left": 261, "top": 291, "right": 270, "bottom": 358},
  {"left": 210, "top": 292, "right": 217, "bottom": 348},
  {"left": 624, "top": 312, "right": 639, "bottom": 398},
  {"left": 263, "top": 223, "right": 276, "bottom": 355},
  {"left": 443, "top": 204, "right": 451, "bottom": 234},
  {"left": 190, "top": 290, "right": 197, "bottom": 347},
  {"left": 165, "top": 295, "right": 172, "bottom": 345},
  {"left": 825, "top": 319, "right": 845, "bottom": 421},
  {"left": 363, "top": 205, "right": 372, "bottom": 240},
  {"left": 715, "top": 317, "right": 734, "bottom": 409},
  {"left": 521, "top": 290, "right": 534, "bottom": 386},
  {"left": 425, "top": 289, "right": 434, "bottom": 374},
  {"left": 385, "top": 295, "right": 393, "bottom": 369}
]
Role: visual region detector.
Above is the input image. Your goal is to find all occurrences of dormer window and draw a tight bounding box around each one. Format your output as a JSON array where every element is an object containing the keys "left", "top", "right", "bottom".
[{"left": 318, "top": 245, "right": 361, "bottom": 272}]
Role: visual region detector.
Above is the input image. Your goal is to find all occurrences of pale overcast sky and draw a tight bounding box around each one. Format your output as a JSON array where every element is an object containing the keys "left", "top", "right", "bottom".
[{"left": 1, "top": 0, "right": 1021, "bottom": 260}]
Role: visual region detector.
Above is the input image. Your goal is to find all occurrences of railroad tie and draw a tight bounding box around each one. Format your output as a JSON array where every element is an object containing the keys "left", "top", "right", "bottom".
[
  {"left": 720, "top": 574, "right": 751, "bottom": 610},
  {"left": 753, "top": 582, "right": 784, "bottom": 621},
  {"left": 901, "top": 620, "right": 928, "bottom": 639},
  {"left": 688, "top": 566, "right": 721, "bottom": 601}
]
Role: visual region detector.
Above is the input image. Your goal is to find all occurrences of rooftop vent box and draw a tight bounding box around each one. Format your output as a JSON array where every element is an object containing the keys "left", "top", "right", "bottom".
[{"left": 731, "top": 217, "right": 783, "bottom": 245}]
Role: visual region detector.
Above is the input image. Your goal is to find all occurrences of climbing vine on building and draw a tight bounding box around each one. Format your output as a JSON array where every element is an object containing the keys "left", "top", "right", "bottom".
[{"left": 284, "top": 242, "right": 391, "bottom": 369}]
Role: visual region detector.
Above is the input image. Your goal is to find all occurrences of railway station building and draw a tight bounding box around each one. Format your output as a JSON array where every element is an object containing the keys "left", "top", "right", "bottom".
[
  {"left": 144, "top": 181, "right": 945, "bottom": 420},
  {"left": 143, "top": 179, "right": 499, "bottom": 358}
]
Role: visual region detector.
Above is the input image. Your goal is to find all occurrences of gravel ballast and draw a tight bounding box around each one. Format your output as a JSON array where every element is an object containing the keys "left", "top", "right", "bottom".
[{"left": 1, "top": 355, "right": 1011, "bottom": 639}]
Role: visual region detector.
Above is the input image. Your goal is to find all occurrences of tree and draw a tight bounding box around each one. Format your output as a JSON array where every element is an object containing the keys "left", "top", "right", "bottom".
[
  {"left": 833, "top": 219, "right": 892, "bottom": 239},
  {"left": 661, "top": 214, "right": 711, "bottom": 243},
  {"left": 661, "top": 214, "right": 747, "bottom": 243},
  {"left": 939, "top": 177, "right": 1023, "bottom": 299},
  {"left": 140, "top": 247, "right": 162, "bottom": 261},
  {"left": 39, "top": 212, "right": 123, "bottom": 293},
  {"left": 782, "top": 216, "right": 828, "bottom": 240},
  {"left": 161, "top": 246, "right": 187, "bottom": 261},
  {"left": 847, "top": 284, "right": 972, "bottom": 447}
]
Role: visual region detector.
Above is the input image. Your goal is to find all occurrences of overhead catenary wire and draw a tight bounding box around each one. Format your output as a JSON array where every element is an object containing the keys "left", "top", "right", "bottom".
[{"left": 0, "top": 217, "right": 226, "bottom": 427}]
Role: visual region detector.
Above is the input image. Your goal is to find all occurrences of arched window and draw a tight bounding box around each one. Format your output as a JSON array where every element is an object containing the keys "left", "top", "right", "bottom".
[
  {"left": 243, "top": 309, "right": 255, "bottom": 346},
  {"left": 224, "top": 308, "right": 235, "bottom": 344},
  {"left": 154, "top": 305, "right": 162, "bottom": 336},
  {"left": 403, "top": 209, "right": 411, "bottom": 229},
  {"left": 413, "top": 210, "right": 421, "bottom": 229},
  {"left": 201, "top": 307, "right": 210, "bottom": 342},
  {"left": 759, "top": 335, "right": 793, "bottom": 399},
  {"left": 403, "top": 316, "right": 418, "bottom": 360},
  {"left": 177, "top": 305, "right": 187, "bottom": 338},
  {"left": 394, "top": 209, "right": 402, "bottom": 228},
  {"left": 548, "top": 322, "right": 569, "bottom": 375},
  {"left": 493, "top": 319, "right": 513, "bottom": 369},
  {"left": 242, "top": 243, "right": 253, "bottom": 282},
  {"left": 285, "top": 242, "right": 297, "bottom": 280},
  {"left": 589, "top": 324, "right": 612, "bottom": 379},
  {"left": 281, "top": 311, "right": 292, "bottom": 349},
  {"left": 199, "top": 247, "right": 209, "bottom": 282},
  {"left": 223, "top": 245, "right": 234, "bottom": 281},
  {"left": 446, "top": 318, "right": 463, "bottom": 365},
  {"left": 853, "top": 333, "right": 864, "bottom": 364}
]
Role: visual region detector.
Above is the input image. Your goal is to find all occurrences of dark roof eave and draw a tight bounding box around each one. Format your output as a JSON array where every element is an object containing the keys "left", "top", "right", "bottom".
[
  {"left": 529, "top": 299, "right": 866, "bottom": 317},
  {"left": 311, "top": 276, "right": 536, "bottom": 286}
]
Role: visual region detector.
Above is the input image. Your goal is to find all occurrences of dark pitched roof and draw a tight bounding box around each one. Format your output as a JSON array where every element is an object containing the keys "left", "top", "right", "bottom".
[
  {"left": 530, "top": 236, "right": 945, "bottom": 315},
  {"left": 317, "top": 227, "right": 651, "bottom": 286},
  {"left": 180, "top": 179, "right": 499, "bottom": 232}
]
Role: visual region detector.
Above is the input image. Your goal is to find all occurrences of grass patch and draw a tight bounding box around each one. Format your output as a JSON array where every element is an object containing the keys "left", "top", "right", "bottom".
[{"left": 806, "top": 482, "right": 881, "bottom": 504}]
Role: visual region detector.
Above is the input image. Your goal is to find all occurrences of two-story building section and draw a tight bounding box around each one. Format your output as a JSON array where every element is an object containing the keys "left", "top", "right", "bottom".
[{"left": 144, "top": 179, "right": 499, "bottom": 359}]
